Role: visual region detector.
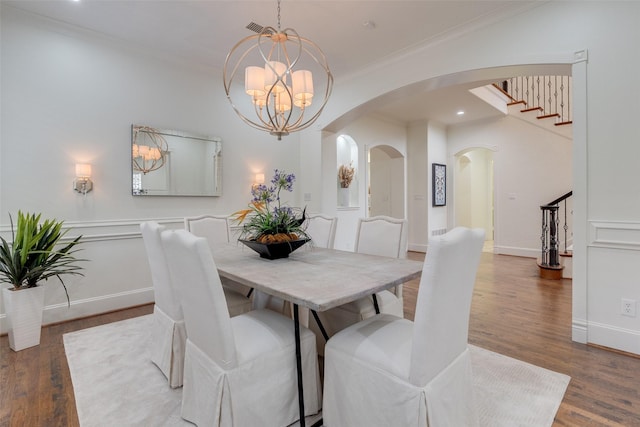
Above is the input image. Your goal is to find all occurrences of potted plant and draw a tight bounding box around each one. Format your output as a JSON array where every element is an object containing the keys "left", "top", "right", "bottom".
[
  {"left": 0, "top": 211, "right": 85, "bottom": 351},
  {"left": 232, "top": 169, "right": 309, "bottom": 259}
]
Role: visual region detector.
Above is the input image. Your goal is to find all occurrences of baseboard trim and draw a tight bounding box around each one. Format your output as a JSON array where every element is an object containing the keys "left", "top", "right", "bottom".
[
  {"left": 0, "top": 288, "right": 154, "bottom": 335},
  {"left": 408, "top": 243, "right": 427, "bottom": 253},
  {"left": 587, "top": 321, "right": 640, "bottom": 355},
  {"left": 493, "top": 245, "right": 538, "bottom": 258},
  {"left": 572, "top": 318, "right": 588, "bottom": 343}
]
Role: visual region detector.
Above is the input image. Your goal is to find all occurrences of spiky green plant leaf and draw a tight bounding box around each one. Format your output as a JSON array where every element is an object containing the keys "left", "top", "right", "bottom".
[{"left": 0, "top": 211, "right": 86, "bottom": 306}]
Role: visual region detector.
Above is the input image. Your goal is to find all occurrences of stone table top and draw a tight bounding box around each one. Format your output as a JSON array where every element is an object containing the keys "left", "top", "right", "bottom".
[{"left": 212, "top": 243, "right": 423, "bottom": 312}]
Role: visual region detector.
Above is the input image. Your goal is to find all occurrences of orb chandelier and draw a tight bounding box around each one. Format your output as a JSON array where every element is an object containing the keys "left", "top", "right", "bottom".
[
  {"left": 131, "top": 125, "right": 168, "bottom": 174},
  {"left": 223, "top": 0, "right": 333, "bottom": 140}
]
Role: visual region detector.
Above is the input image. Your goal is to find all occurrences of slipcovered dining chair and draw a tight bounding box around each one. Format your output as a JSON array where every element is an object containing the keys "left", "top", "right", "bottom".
[
  {"left": 140, "top": 221, "right": 186, "bottom": 388},
  {"left": 161, "top": 229, "right": 321, "bottom": 426},
  {"left": 323, "top": 227, "right": 485, "bottom": 426},
  {"left": 184, "top": 214, "right": 252, "bottom": 316},
  {"left": 312, "top": 216, "right": 406, "bottom": 354},
  {"left": 305, "top": 214, "right": 337, "bottom": 249}
]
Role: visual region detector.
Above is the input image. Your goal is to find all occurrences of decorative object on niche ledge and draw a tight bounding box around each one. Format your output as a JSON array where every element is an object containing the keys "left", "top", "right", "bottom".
[
  {"left": 222, "top": 0, "right": 333, "bottom": 140},
  {"left": 132, "top": 125, "right": 168, "bottom": 174},
  {"left": 338, "top": 162, "right": 355, "bottom": 189},
  {"left": 0, "top": 212, "right": 86, "bottom": 351},
  {"left": 432, "top": 163, "right": 447, "bottom": 207},
  {"left": 232, "top": 169, "right": 309, "bottom": 259}
]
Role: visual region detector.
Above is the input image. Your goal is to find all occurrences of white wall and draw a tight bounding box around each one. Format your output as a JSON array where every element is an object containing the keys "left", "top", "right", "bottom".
[
  {"left": 0, "top": 7, "right": 304, "bottom": 329},
  {"left": 4, "top": 2, "right": 640, "bottom": 355},
  {"left": 448, "top": 116, "right": 572, "bottom": 257},
  {"left": 426, "top": 121, "right": 448, "bottom": 237},
  {"left": 407, "top": 122, "right": 429, "bottom": 252},
  {"left": 308, "top": 1, "right": 640, "bottom": 353},
  {"left": 321, "top": 115, "right": 407, "bottom": 251}
]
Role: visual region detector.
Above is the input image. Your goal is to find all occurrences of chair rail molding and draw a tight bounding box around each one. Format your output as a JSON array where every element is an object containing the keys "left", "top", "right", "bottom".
[{"left": 0, "top": 217, "right": 191, "bottom": 334}]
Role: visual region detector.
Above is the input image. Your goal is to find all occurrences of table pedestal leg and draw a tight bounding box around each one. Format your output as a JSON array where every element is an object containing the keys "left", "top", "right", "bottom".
[
  {"left": 294, "top": 304, "right": 306, "bottom": 427},
  {"left": 372, "top": 293, "right": 380, "bottom": 314}
]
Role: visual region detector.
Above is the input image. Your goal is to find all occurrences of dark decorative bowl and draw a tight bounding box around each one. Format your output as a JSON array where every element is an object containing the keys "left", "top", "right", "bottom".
[{"left": 239, "top": 238, "right": 309, "bottom": 260}]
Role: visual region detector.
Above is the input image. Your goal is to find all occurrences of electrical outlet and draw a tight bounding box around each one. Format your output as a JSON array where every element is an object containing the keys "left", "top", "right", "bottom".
[{"left": 621, "top": 299, "right": 636, "bottom": 317}]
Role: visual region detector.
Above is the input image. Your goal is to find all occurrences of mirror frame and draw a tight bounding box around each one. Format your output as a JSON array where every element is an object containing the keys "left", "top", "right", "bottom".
[{"left": 131, "top": 124, "right": 222, "bottom": 197}]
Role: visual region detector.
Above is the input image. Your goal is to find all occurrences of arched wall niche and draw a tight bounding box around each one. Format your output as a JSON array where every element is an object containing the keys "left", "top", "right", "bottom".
[{"left": 336, "top": 134, "right": 359, "bottom": 208}]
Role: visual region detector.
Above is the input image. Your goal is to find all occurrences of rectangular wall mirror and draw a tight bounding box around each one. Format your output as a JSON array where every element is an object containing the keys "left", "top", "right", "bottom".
[{"left": 131, "top": 125, "right": 222, "bottom": 196}]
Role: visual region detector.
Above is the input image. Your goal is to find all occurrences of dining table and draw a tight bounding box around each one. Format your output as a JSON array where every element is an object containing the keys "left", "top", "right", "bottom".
[{"left": 211, "top": 242, "right": 424, "bottom": 427}]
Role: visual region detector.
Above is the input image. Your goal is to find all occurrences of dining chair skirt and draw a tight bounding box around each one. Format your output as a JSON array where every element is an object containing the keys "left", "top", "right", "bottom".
[
  {"left": 181, "top": 309, "right": 322, "bottom": 426},
  {"left": 150, "top": 305, "right": 187, "bottom": 388},
  {"left": 323, "top": 314, "right": 477, "bottom": 427}
]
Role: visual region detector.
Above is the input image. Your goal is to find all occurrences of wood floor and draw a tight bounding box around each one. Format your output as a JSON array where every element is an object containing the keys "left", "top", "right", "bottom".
[{"left": 2, "top": 252, "right": 640, "bottom": 426}]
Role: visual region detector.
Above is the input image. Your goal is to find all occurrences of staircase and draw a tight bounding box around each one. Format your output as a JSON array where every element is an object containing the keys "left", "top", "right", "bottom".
[
  {"left": 493, "top": 76, "right": 573, "bottom": 140},
  {"left": 472, "top": 75, "right": 574, "bottom": 280},
  {"left": 538, "top": 191, "right": 573, "bottom": 280}
]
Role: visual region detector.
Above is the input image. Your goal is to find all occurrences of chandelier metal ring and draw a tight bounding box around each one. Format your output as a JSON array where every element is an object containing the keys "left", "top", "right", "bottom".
[
  {"left": 131, "top": 126, "right": 168, "bottom": 174},
  {"left": 222, "top": 1, "right": 333, "bottom": 140}
]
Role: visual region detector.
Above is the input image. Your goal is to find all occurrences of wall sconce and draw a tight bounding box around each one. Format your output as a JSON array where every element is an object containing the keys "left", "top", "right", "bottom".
[
  {"left": 74, "top": 163, "right": 93, "bottom": 195},
  {"left": 253, "top": 173, "right": 265, "bottom": 189}
]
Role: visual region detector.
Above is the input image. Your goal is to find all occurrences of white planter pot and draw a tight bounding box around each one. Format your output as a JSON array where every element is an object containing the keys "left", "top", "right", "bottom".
[
  {"left": 339, "top": 187, "right": 350, "bottom": 207},
  {"left": 2, "top": 286, "right": 46, "bottom": 351}
]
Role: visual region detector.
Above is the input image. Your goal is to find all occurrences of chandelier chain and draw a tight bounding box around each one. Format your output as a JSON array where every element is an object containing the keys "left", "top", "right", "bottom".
[{"left": 277, "top": 0, "right": 281, "bottom": 31}]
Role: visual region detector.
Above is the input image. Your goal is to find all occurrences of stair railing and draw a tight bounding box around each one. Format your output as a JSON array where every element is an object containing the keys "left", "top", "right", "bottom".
[
  {"left": 540, "top": 191, "right": 572, "bottom": 267},
  {"left": 497, "top": 76, "right": 572, "bottom": 125}
]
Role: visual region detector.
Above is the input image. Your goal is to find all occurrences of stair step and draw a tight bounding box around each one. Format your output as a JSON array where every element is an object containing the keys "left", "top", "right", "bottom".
[
  {"left": 538, "top": 113, "right": 560, "bottom": 120},
  {"left": 537, "top": 260, "right": 564, "bottom": 280},
  {"left": 508, "top": 100, "right": 527, "bottom": 107},
  {"left": 521, "top": 107, "right": 543, "bottom": 113},
  {"left": 559, "top": 251, "right": 573, "bottom": 258},
  {"left": 492, "top": 83, "right": 517, "bottom": 102},
  {"left": 555, "top": 121, "right": 573, "bottom": 126}
]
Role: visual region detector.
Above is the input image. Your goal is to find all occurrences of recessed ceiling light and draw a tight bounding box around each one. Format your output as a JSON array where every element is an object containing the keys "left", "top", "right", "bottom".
[
  {"left": 457, "top": 110, "right": 465, "bottom": 116},
  {"left": 363, "top": 21, "right": 376, "bottom": 30}
]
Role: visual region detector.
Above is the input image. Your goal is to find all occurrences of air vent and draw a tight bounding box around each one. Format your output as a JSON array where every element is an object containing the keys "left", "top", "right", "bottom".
[
  {"left": 431, "top": 228, "right": 448, "bottom": 236},
  {"left": 246, "top": 22, "right": 273, "bottom": 34}
]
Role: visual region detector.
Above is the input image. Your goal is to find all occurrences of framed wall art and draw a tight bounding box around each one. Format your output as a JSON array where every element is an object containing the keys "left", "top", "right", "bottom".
[{"left": 432, "top": 163, "right": 446, "bottom": 207}]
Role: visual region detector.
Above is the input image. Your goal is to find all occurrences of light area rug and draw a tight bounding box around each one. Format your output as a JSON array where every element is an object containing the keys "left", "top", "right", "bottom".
[{"left": 64, "top": 315, "right": 570, "bottom": 427}]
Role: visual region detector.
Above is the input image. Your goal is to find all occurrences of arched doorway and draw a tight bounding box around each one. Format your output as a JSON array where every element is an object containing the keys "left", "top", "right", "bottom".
[
  {"left": 368, "top": 145, "right": 405, "bottom": 218},
  {"left": 454, "top": 148, "right": 494, "bottom": 249}
]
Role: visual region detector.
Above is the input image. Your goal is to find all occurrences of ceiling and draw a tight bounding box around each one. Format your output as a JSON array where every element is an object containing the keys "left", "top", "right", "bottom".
[{"left": 4, "top": 0, "right": 541, "bottom": 126}]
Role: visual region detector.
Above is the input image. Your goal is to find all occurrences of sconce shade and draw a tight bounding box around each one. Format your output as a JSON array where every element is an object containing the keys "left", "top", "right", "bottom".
[
  {"left": 74, "top": 163, "right": 93, "bottom": 194},
  {"left": 75, "top": 163, "right": 92, "bottom": 178},
  {"left": 255, "top": 173, "right": 265, "bottom": 184}
]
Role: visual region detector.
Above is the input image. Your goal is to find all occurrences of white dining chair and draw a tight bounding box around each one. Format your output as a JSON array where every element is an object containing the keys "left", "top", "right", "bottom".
[
  {"left": 140, "top": 221, "right": 186, "bottom": 388},
  {"left": 184, "top": 214, "right": 252, "bottom": 316},
  {"left": 161, "top": 229, "right": 321, "bottom": 426},
  {"left": 305, "top": 214, "right": 337, "bottom": 249},
  {"left": 323, "top": 227, "right": 485, "bottom": 426},
  {"left": 184, "top": 214, "right": 231, "bottom": 247},
  {"left": 312, "top": 215, "right": 406, "bottom": 354}
]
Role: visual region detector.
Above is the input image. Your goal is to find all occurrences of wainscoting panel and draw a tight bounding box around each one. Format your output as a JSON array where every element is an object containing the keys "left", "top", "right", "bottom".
[
  {"left": 0, "top": 217, "right": 185, "bottom": 334},
  {"left": 589, "top": 221, "right": 640, "bottom": 250}
]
